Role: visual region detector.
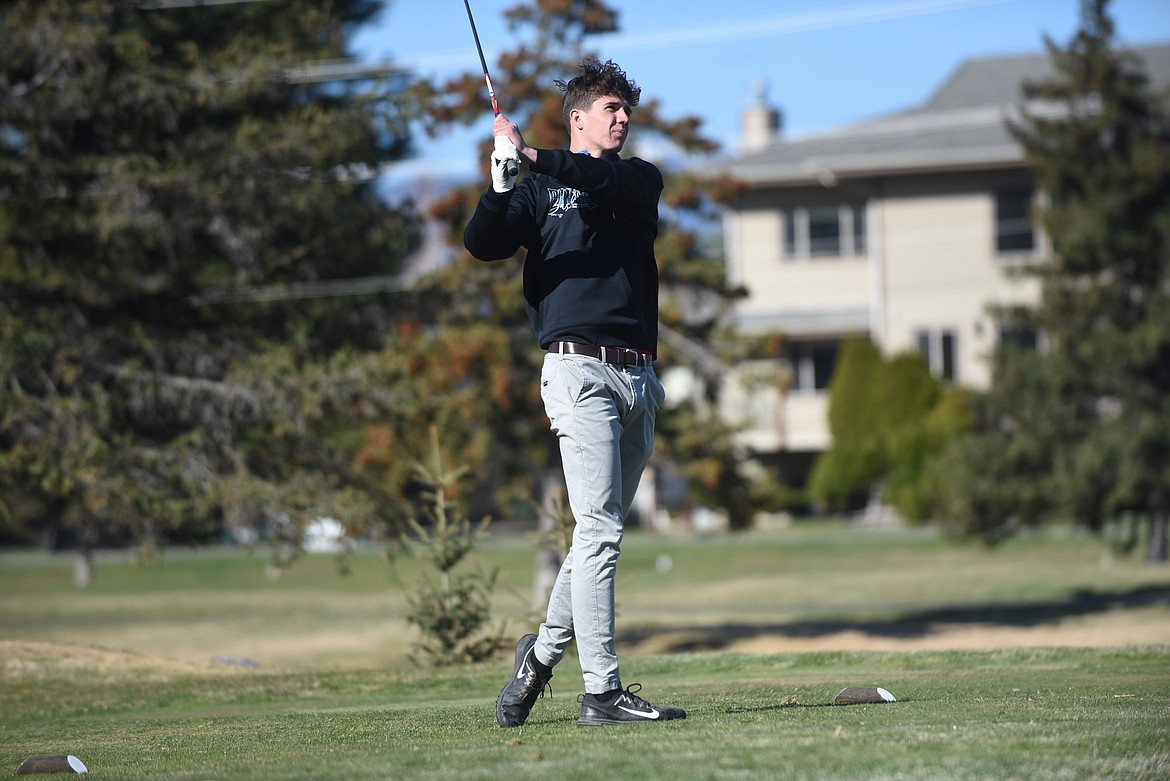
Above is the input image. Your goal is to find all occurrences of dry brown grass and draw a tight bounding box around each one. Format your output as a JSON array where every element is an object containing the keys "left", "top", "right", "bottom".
[
  {"left": 1, "top": 640, "right": 219, "bottom": 680},
  {"left": 3, "top": 527, "right": 1169, "bottom": 672}
]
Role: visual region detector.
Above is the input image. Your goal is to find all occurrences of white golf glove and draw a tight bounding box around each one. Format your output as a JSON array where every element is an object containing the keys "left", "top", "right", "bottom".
[{"left": 491, "top": 136, "right": 521, "bottom": 193}]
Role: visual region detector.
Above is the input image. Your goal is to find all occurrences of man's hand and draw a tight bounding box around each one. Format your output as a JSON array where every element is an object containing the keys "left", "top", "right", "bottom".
[
  {"left": 493, "top": 113, "right": 539, "bottom": 166},
  {"left": 492, "top": 136, "right": 521, "bottom": 193}
]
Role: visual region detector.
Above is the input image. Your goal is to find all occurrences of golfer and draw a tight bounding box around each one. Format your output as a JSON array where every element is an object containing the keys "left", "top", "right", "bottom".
[{"left": 464, "top": 57, "right": 685, "bottom": 727}]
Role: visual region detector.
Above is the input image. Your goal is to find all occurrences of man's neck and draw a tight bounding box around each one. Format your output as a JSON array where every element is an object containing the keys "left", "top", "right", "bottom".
[{"left": 571, "top": 147, "right": 619, "bottom": 159}]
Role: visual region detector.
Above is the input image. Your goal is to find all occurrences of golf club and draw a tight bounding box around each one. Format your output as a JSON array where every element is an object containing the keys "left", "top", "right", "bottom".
[{"left": 462, "top": 0, "right": 518, "bottom": 176}]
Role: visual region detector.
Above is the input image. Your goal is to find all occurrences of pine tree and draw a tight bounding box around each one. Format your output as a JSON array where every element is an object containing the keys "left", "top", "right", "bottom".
[
  {"left": 940, "top": 0, "right": 1170, "bottom": 560},
  {"left": 0, "top": 0, "right": 421, "bottom": 580},
  {"left": 403, "top": 427, "right": 503, "bottom": 666}
]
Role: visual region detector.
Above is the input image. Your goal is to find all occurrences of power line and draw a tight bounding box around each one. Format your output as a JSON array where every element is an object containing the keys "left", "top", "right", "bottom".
[
  {"left": 284, "top": 59, "right": 408, "bottom": 84},
  {"left": 137, "top": 0, "right": 277, "bottom": 8},
  {"left": 191, "top": 274, "right": 414, "bottom": 305}
]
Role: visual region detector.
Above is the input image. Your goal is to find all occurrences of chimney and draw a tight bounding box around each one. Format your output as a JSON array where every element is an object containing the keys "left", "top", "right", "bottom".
[{"left": 740, "top": 78, "right": 782, "bottom": 152}]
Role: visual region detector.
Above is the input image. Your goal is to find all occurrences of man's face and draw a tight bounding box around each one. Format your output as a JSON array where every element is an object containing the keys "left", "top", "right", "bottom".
[{"left": 571, "top": 94, "right": 631, "bottom": 156}]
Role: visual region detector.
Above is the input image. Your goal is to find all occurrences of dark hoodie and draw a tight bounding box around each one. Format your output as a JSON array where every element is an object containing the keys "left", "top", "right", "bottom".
[{"left": 463, "top": 148, "right": 663, "bottom": 355}]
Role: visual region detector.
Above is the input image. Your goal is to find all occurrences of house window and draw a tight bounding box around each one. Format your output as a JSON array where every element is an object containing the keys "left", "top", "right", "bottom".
[
  {"left": 995, "top": 188, "right": 1035, "bottom": 254},
  {"left": 916, "top": 329, "right": 956, "bottom": 382},
  {"left": 999, "top": 324, "right": 1039, "bottom": 352},
  {"left": 808, "top": 207, "right": 842, "bottom": 255},
  {"left": 784, "top": 204, "right": 866, "bottom": 259},
  {"left": 784, "top": 210, "right": 801, "bottom": 256},
  {"left": 996, "top": 308, "right": 1042, "bottom": 353},
  {"left": 852, "top": 205, "right": 866, "bottom": 254},
  {"left": 788, "top": 341, "right": 840, "bottom": 393}
]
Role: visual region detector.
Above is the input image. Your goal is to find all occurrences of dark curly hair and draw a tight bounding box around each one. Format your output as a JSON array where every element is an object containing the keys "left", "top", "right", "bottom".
[{"left": 555, "top": 57, "right": 641, "bottom": 134}]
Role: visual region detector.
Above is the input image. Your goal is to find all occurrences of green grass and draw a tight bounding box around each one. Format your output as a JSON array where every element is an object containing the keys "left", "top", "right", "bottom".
[
  {"left": 3, "top": 524, "right": 1170, "bottom": 778},
  {"left": 2, "top": 644, "right": 1167, "bottom": 780}
]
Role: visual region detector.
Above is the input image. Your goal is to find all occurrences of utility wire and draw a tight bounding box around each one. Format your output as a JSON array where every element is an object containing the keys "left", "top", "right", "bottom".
[
  {"left": 284, "top": 59, "right": 408, "bottom": 84},
  {"left": 137, "top": 0, "right": 277, "bottom": 8},
  {"left": 191, "top": 274, "right": 414, "bottom": 305}
]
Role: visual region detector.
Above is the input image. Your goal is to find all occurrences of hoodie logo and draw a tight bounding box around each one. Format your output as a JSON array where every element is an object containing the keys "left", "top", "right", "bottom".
[{"left": 548, "top": 187, "right": 594, "bottom": 218}]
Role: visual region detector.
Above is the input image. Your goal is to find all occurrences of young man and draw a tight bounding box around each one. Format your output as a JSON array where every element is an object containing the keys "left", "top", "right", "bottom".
[{"left": 463, "top": 58, "right": 686, "bottom": 728}]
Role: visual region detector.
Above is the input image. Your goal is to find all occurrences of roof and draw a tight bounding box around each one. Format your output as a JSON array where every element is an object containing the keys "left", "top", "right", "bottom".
[{"left": 727, "top": 43, "right": 1170, "bottom": 187}]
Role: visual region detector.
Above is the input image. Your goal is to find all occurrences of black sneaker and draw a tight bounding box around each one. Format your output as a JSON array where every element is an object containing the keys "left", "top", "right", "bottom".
[
  {"left": 577, "top": 683, "right": 687, "bottom": 726},
  {"left": 495, "top": 634, "right": 552, "bottom": 728}
]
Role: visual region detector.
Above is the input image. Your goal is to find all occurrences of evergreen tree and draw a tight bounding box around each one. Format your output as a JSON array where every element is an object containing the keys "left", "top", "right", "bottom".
[
  {"left": 403, "top": 427, "right": 504, "bottom": 666},
  {"left": 808, "top": 338, "right": 886, "bottom": 512},
  {"left": 0, "top": 0, "right": 421, "bottom": 580},
  {"left": 809, "top": 338, "right": 967, "bottom": 519},
  {"left": 939, "top": 0, "right": 1170, "bottom": 560}
]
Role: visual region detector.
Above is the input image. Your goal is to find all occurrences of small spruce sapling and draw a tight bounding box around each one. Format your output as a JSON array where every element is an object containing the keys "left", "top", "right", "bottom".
[{"left": 405, "top": 427, "right": 506, "bottom": 665}]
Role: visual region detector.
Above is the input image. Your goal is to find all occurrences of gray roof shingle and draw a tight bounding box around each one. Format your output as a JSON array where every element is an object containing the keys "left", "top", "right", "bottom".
[{"left": 728, "top": 43, "right": 1170, "bottom": 186}]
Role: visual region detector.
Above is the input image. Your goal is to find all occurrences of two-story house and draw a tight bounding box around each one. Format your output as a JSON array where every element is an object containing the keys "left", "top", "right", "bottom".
[{"left": 718, "top": 44, "right": 1170, "bottom": 487}]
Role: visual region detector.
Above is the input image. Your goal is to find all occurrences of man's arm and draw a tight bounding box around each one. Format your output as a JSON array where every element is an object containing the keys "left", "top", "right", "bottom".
[
  {"left": 463, "top": 188, "right": 525, "bottom": 261},
  {"left": 532, "top": 149, "right": 662, "bottom": 208},
  {"left": 492, "top": 112, "right": 662, "bottom": 208}
]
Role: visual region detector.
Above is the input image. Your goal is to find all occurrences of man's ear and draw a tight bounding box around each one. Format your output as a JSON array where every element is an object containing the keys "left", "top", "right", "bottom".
[{"left": 569, "top": 107, "right": 584, "bottom": 130}]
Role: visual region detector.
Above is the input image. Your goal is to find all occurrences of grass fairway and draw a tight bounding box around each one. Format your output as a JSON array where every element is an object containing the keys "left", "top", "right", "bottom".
[
  {"left": 1, "top": 643, "right": 1167, "bottom": 780},
  {"left": 3, "top": 524, "right": 1169, "bottom": 778}
]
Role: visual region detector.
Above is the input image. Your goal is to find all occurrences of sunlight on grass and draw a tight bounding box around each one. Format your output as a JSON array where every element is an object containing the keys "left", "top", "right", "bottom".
[
  {"left": 3, "top": 524, "right": 1169, "bottom": 669},
  {"left": 3, "top": 523, "right": 1168, "bottom": 779},
  {"left": 1, "top": 642, "right": 1166, "bottom": 781}
]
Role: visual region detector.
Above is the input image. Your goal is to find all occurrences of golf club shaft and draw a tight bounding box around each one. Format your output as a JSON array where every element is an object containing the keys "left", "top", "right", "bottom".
[
  {"left": 462, "top": 0, "right": 517, "bottom": 176},
  {"left": 463, "top": 0, "right": 500, "bottom": 115}
]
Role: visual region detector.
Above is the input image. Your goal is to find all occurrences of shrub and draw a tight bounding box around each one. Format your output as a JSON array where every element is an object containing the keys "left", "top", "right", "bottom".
[{"left": 809, "top": 338, "right": 970, "bottom": 519}]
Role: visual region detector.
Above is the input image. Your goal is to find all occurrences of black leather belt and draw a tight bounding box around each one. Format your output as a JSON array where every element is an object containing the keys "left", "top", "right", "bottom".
[{"left": 549, "top": 341, "right": 652, "bottom": 367}]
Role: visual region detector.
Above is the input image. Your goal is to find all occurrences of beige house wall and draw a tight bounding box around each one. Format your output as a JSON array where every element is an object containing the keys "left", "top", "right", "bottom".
[
  {"left": 878, "top": 185, "right": 1042, "bottom": 388},
  {"left": 720, "top": 360, "right": 832, "bottom": 453},
  {"left": 723, "top": 175, "right": 1043, "bottom": 454},
  {"left": 725, "top": 209, "right": 870, "bottom": 324},
  {"left": 724, "top": 208, "right": 780, "bottom": 290}
]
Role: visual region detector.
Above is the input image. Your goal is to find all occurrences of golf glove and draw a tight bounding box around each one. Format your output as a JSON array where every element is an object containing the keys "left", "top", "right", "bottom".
[{"left": 492, "top": 136, "right": 521, "bottom": 193}]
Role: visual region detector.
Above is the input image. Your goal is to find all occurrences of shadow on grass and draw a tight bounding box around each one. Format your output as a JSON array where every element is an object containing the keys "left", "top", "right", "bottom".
[
  {"left": 625, "top": 585, "right": 1170, "bottom": 652},
  {"left": 725, "top": 702, "right": 843, "bottom": 712}
]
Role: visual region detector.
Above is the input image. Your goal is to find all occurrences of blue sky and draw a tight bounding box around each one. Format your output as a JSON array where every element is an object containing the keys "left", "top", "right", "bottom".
[{"left": 352, "top": 0, "right": 1170, "bottom": 188}]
